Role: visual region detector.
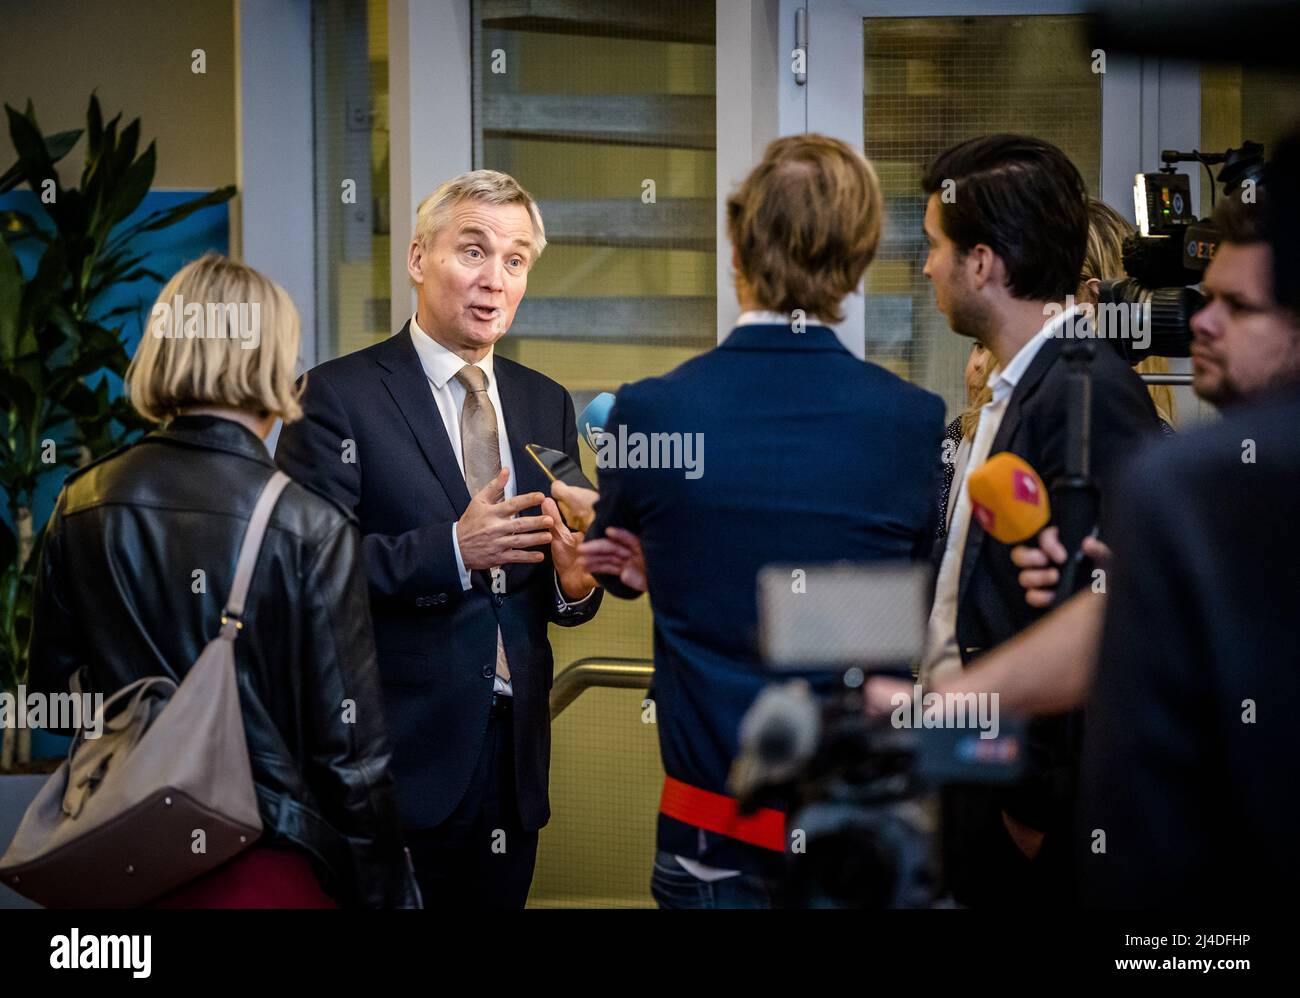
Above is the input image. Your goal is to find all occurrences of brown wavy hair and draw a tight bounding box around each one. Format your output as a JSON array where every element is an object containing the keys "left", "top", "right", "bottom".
[{"left": 726, "top": 134, "right": 883, "bottom": 323}]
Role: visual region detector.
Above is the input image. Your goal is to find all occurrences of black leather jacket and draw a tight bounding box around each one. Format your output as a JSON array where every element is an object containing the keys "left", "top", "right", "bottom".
[{"left": 27, "top": 414, "right": 420, "bottom": 908}]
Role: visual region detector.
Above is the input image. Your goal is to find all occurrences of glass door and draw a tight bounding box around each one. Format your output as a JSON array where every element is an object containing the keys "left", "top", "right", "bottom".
[{"left": 803, "top": 0, "right": 1137, "bottom": 416}]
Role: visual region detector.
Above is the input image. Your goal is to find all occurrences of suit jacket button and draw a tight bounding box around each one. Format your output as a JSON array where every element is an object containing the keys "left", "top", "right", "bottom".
[
  {"left": 437, "top": 593, "right": 448, "bottom": 604},
  {"left": 481, "top": 665, "right": 494, "bottom": 679},
  {"left": 415, "top": 596, "right": 428, "bottom": 607},
  {"left": 493, "top": 593, "right": 504, "bottom": 607}
]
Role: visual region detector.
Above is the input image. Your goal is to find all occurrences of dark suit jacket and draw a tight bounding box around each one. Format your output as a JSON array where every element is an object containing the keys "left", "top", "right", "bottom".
[
  {"left": 275, "top": 324, "right": 601, "bottom": 831},
  {"left": 954, "top": 336, "right": 1161, "bottom": 666},
  {"left": 586, "top": 322, "right": 945, "bottom": 874},
  {"left": 1078, "top": 383, "right": 1300, "bottom": 907},
  {"left": 943, "top": 334, "right": 1160, "bottom": 903}
]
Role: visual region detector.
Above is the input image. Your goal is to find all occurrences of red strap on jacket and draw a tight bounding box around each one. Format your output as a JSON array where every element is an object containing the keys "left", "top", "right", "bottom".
[{"left": 659, "top": 775, "right": 786, "bottom": 853}]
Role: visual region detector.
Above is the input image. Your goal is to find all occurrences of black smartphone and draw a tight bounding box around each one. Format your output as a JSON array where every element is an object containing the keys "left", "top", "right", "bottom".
[{"left": 524, "top": 443, "right": 595, "bottom": 491}]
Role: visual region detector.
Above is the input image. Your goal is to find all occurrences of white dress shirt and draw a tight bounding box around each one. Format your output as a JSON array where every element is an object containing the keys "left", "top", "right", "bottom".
[
  {"left": 919, "top": 308, "right": 1077, "bottom": 686},
  {"left": 733, "top": 309, "right": 827, "bottom": 328},
  {"left": 408, "top": 314, "right": 594, "bottom": 696},
  {"left": 945, "top": 434, "right": 975, "bottom": 532}
]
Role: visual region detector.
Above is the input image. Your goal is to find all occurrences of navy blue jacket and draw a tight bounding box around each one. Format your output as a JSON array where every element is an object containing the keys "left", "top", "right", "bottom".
[
  {"left": 586, "top": 323, "right": 945, "bottom": 874},
  {"left": 275, "top": 325, "right": 601, "bottom": 832}
]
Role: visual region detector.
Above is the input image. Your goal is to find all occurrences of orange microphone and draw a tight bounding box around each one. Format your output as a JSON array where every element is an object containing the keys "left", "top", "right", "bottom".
[{"left": 966, "top": 452, "right": 1051, "bottom": 544}]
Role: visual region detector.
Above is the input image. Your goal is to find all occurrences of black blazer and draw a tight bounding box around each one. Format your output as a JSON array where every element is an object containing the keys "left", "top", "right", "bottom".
[
  {"left": 942, "top": 335, "right": 1160, "bottom": 904},
  {"left": 275, "top": 325, "right": 601, "bottom": 832},
  {"left": 953, "top": 336, "right": 1161, "bottom": 667},
  {"left": 1078, "top": 384, "right": 1300, "bottom": 907},
  {"left": 29, "top": 416, "right": 418, "bottom": 907}
]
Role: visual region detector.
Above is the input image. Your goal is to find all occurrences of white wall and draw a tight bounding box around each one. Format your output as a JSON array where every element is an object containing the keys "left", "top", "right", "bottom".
[{"left": 388, "top": 0, "right": 474, "bottom": 332}]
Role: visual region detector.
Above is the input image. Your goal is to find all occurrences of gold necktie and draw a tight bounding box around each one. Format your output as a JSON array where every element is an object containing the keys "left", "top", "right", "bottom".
[{"left": 454, "top": 365, "right": 511, "bottom": 686}]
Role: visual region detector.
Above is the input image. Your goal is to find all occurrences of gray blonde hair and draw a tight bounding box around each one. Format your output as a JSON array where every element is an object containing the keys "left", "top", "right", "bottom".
[{"left": 413, "top": 169, "right": 546, "bottom": 261}]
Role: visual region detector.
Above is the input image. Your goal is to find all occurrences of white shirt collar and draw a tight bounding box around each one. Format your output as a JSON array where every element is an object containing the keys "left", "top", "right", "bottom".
[
  {"left": 735, "top": 310, "right": 827, "bottom": 327},
  {"left": 409, "top": 312, "right": 494, "bottom": 391},
  {"left": 987, "top": 304, "right": 1079, "bottom": 401}
]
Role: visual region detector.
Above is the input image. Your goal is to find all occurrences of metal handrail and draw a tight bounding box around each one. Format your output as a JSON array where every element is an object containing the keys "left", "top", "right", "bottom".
[{"left": 549, "top": 657, "right": 654, "bottom": 719}]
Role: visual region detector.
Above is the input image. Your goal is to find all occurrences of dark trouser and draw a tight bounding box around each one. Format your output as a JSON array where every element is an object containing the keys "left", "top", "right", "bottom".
[
  {"left": 650, "top": 850, "right": 781, "bottom": 909},
  {"left": 942, "top": 787, "right": 1068, "bottom": 908},
  {"left": 404, "top": 694, "right": 539, "bottom": 909}
]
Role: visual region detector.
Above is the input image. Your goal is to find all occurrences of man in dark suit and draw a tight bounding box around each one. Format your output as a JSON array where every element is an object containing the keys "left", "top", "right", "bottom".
[
  {"left": 581, "top": 135, "right": 946, "bottom": 907},
  {"left": 873, "top": 179, "right": 1300, "bottom": 907},
  {"left": 913, "top": 135, "right": 1161, "bottom": 906},
  {"left": 1077, "top": 383, "right": 1300, "bottom": 908},
  {"left": 276, "top": 170, "right": 601, "bottom": 909},
  {"left": 1076, "top": 181, "right": 1300, "bottom": 907}
]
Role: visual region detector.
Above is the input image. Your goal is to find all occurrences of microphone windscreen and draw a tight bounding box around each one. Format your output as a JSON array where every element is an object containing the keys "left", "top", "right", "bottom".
[
  {"left": 967, "top": 452, "right": 1051, "bottom": 544},
  {"left": 578, "top": 392, "right": 616, "bottom": 453}
]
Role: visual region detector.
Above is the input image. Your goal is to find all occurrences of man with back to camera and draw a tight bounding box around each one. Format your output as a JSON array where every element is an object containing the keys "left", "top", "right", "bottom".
[
  {"left": 275, "top": 170, "right": 602, "bottom": 909},
  {"left": 914, "top": 134, "right": 1161, "bottom": 907},
  {"left": 575, "top": 134, "right": 947, "bottom": 908}
]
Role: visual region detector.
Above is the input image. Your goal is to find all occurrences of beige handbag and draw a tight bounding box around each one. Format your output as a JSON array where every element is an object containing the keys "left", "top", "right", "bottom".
[{"left": 0, "top": 470, "right": 291, "bottom": 908}]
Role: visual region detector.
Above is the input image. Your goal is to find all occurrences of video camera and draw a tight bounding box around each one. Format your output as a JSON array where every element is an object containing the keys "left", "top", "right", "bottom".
[
  {"left": 732, "top": 564, "right": 1026, "bottom": 908},
  {"left": 1097, "top": 141, "right": 1267, "bottom": 362}
]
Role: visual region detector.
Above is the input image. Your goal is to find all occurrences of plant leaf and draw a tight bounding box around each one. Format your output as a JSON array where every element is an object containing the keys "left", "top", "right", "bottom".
[
  {"left": 0, "top": 235, "right": 22, "bottom": 360},
  {"left": 87, "top": 93, "right": 103, "bottom": 159},
  {"left": 0, "top": 521, "right": 16, "bottom": 578},
  {"left": 0, "top": 162, "right": 24, "bottom": 195},
  {"left": 44, "top": 128, "right": 81, "bottom": 165},
  {"left": 103, "top": 141, "right": 155, "bottom": 231},
  {"left": 17, "top": 240, "right": 66, "bottom": 349},
  {"left": 133, "top": 184, "right": 236, "bottom": 233},
  {"left": 114, "top": 119, "right": 141, "bottom": 179},
  {"left": 4, "top": 105, "right": 57, "bottom": 199}
]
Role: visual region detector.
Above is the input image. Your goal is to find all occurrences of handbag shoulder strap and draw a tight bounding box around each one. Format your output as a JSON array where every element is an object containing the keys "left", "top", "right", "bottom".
[{"left": 221, "top": 470, "right": 292, "bottom": 636}]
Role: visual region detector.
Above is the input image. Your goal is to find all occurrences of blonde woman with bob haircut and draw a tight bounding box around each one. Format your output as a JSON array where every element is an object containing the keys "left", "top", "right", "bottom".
[
  {"left": 27, "top": 253, "right": 419, "bottom": 908},
  {"left": 127, "top": 252, "right": 303, "bottom": 431},
  {"left": 1079, "top": 198, "right": 1177, "bottom": 430}
]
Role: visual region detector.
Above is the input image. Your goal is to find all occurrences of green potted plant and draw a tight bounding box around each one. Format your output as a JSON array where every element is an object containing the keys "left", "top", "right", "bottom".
[{"left": 0, "top": 95, "right": 235, "bottom": 771}]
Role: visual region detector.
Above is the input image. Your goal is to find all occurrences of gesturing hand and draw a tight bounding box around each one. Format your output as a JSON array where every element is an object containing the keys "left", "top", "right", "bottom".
[
  {"left": 456, "top": 468, "right": 553, "bottom": 571},
  {"left": 862, "top": 675, "right": 914, "bottom": 722},
  {"left": 541, "top": 496, "right": 598, "bottom": 600},
  {"left": 550, "top": 480, "right": 599, "bottom": 533},
  {"left": 578, "top": 526, "right": 647, "bottom": 594}
]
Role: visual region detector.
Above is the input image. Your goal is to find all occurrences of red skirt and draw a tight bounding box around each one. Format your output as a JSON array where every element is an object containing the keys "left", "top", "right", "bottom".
[{"left": 149, "top": 844, "right": 339, "bottom": 909}]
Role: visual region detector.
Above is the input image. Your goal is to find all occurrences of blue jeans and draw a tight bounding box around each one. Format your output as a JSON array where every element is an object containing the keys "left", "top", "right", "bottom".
[{"left": 650, "top": 850, "right": 779, "bottom": 909}]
